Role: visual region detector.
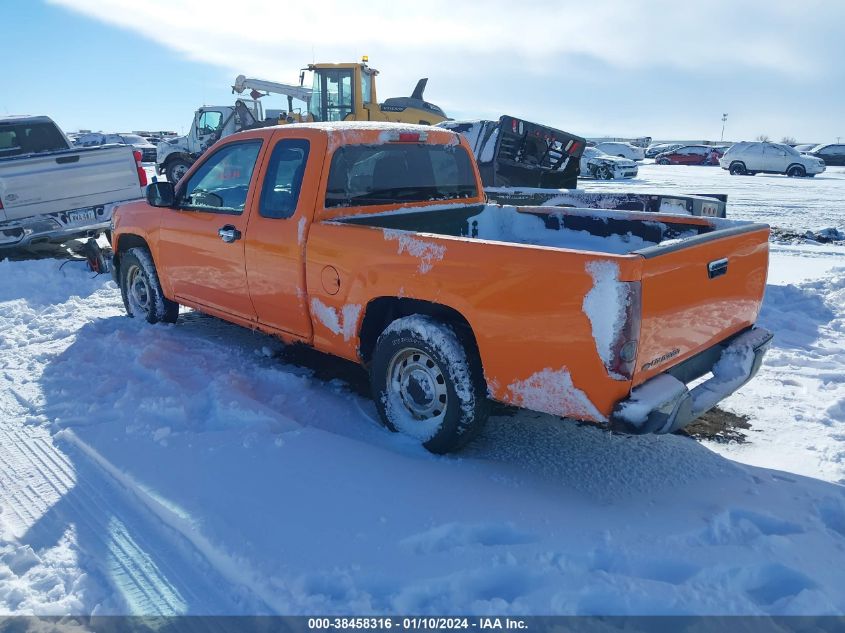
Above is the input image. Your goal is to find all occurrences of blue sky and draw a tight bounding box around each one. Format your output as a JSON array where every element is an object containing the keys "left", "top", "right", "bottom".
[{"left": 2, "top": 0, "right": 844, "bottom": 143}]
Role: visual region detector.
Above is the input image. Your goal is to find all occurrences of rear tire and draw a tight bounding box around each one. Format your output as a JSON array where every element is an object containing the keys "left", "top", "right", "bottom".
[
  {"left": 370, "top": 315, "right": 489, "bottom": 454},
  {"left": 729, "top": 162, "right": 747, "bottom": 176},
  {"left": 786, "top": 165, "right": 806, "bottom": 178},
  {"left": 119, "top": 247, "right": 179, "bottom": 324}
]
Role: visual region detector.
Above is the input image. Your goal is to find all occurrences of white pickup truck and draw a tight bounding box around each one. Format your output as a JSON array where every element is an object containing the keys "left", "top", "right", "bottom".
[{"left": 0, "top": 116, "right": 147, "bottom": 251}]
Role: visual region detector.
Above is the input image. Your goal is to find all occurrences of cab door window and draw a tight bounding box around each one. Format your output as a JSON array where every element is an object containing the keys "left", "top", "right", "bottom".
[
  {"left": 259, "top": 139, "right": 310, "bottom": 219},
  {"left": 197, "top": 111, "right": 223, "bottom": 135},
  {"left": 321, "top": 69, "right": 354, "bottom": 122},
  {"left": 179, "top": 141, "right": 262, "bottom": 214}
]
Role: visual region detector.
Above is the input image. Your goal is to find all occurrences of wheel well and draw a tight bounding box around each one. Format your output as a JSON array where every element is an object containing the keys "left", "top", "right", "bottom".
[
  {"left": 112, "top": 233, "right": 149, "bottom": 275},
  {"left": 730, "top": 160, "right": 745, "bottom": 167},
  {"left": 358, "top": 297, "right": 482, "bottom": 368},
  {"left": 163, "top": 153, "right": 192, "bottom": 168}
]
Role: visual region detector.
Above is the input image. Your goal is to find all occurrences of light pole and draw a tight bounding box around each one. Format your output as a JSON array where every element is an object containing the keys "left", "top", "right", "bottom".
[{"left": 721, "top": 113, "right": 728, "bottom": 142}]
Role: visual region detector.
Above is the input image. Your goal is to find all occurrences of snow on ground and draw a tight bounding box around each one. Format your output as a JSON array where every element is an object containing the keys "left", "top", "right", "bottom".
[
  {"left": 1, "top": 165, "right": 844, "bottom": 616},
  {"left": 581, "top": 164, "right": 845, "bottom": 233}
]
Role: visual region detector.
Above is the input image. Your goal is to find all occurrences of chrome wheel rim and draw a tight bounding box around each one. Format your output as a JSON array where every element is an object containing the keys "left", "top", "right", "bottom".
[
  {"left": 126, "top": 264, "right": 152, "bottom": 316},
  {"left": 387, "top": 347, "right": 448, "bottom": 422}
]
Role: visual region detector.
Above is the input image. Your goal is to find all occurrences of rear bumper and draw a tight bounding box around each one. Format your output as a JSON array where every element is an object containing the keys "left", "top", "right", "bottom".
[
  {"left": 0, "top": 201, "right": 131, "bottom": 250},
  {"left": 610, "top": 327, "right": 773, "bottom": 435}
]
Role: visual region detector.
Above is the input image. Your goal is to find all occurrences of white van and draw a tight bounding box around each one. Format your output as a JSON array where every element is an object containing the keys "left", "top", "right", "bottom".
[{"left": 719, "top": 142, "right": 825, "bottom": 177}]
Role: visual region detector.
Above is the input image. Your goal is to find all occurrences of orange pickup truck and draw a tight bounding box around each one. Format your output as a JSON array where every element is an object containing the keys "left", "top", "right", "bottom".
[{"left": 111, "top": 122, "right": 772, "bottom": 453}]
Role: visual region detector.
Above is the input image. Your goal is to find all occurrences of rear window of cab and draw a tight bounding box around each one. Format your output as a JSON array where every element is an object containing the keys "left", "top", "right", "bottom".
[{"left": 325, "top": 143, "right": 478, "bottom": 208}]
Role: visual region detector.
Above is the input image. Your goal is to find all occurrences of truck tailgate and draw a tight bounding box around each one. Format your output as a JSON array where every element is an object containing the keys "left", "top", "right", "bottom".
[
  {"left": 0, "top": 146, "right": 142, "bottom": 221},
  {"left": 633, "top": 224, "right": 769, "bottom": 386}
]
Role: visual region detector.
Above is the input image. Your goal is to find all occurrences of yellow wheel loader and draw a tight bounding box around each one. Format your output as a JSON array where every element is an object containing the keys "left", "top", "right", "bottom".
[{"left": 233, "top": 58, "right": 448, "bottom": 126}]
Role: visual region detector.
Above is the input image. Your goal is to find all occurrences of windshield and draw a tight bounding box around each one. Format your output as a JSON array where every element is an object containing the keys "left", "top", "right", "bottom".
[{"left": 325, "top": 144, "right": 478, "bottom": 208}]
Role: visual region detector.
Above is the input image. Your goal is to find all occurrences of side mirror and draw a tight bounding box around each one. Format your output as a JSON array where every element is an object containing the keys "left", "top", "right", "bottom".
[{"left": 146, "top": 181, "right": 176, "bottom": 207}]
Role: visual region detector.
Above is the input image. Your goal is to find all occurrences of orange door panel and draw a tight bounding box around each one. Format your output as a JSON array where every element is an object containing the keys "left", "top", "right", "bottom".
[
  {"left": 244, "top": 131, "right": 327, "bottom": 337},
  {"left": 157, "top": 138, "right": 266, "bottom": 321}
]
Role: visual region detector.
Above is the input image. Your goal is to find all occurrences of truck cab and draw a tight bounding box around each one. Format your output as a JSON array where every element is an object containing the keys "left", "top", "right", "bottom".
[{"left": 156, "top": 101, "right": 265, "bottom": 183}]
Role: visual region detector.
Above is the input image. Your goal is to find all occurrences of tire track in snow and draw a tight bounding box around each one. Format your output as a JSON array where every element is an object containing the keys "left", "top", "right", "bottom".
[
  {"left": 0, "top": 403, "right": 257, "bottom": 615},
  {"left": 0, "top": 425, "right": 184, "bottom": 614}
]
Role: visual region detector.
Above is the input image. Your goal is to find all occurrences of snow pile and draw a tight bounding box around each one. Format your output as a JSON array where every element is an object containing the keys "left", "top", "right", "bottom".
[
  {"left": 310, "top": 298, "right": 361, "bottom": 341},
  {"left": 383, "top": 229, "right": 446, "bottom": 274},
  {"left": 582, "top": 260, "right": 630, "bottom": 376},
  {"left": 466, "top": 206, "right": 661, "bottom": 254},
  {"left": 507, "top": 367, "right": 606, "bottom": 422}
]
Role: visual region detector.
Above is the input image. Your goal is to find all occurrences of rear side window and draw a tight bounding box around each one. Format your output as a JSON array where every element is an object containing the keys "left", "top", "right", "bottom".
[
  {"left": 0, "top": 121, "right": 68, "bottom": 158},
  {"left": 179, "top": 140, "right": 262, "bottom": 214},
  {"left": 259, "top": 139, "right": 310, "bottom": 219},
  {"left": 325, "top": 144, "right": 477, "bottom": 208}
]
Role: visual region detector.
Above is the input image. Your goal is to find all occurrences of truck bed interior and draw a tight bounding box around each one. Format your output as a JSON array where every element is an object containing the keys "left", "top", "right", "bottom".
[{"left": 336, "top": 204, "right": 722, "bottom": 256}]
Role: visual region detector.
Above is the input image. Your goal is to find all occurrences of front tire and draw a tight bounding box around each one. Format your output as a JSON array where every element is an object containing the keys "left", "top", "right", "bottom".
[
  {"left": 165, "top": 158, "right": 192, "bottom": 184},
  {"left": 370, "top": 315, "right": 489, "bottom": 454},
  {"left": 657, "top": 158, "right": 670, "bottom": 165},
  {"left": 786, "top": 165, "right": 806, "bottom": 178},
  {"left": 729, "top": 162, "right": 747, "bottom": 175},
  {"left": 597, "top": 165, "right": 614, "bottom": 180},
  {"left": 119, "top": 247, "right": 179, "bottom": 324}
]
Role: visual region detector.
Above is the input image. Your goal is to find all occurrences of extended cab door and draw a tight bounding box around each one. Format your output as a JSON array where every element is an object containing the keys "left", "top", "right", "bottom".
[
  {"left": 243, "top": 129, "right": 327, "bottom": 338},
  {"left": 158, "top": 137, "right": 266, "bottom": 320}
]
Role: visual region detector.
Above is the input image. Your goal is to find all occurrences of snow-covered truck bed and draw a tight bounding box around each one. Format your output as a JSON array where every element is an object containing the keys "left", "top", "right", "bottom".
[{"left": 110, "top": 121, "right": 772, "bottom": 453}]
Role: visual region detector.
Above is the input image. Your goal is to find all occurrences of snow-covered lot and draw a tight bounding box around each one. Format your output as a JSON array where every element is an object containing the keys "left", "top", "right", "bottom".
[{"left": 1, "top": 165, "right": 844, "bottom": 616}]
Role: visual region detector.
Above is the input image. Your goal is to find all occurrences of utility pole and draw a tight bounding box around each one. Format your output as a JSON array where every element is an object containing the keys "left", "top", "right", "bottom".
[{"left": 721, "top": 114, "right": 728, "bottom": 142}]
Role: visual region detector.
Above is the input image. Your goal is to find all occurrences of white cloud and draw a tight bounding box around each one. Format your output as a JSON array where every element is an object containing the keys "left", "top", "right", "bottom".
[
  {"left": 46, "top": 0, "right": 845, "bottom": 139},
  {"left": 49, "top": 0, "right": 842, "bottom": 78}
]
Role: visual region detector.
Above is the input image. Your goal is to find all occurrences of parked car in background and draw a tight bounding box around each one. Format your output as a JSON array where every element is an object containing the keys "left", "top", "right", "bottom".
[
  {"left": 579, "top": 146, "right": 638, "bottom": 179},
  {"left": 793, "top": 143, "right": 818, "bottom": 153},
  {"left": 719, "top": 142, "right": 826, "bottom": 177},
  {"left": 806, "top": 143, "right": 845, "bottom": 166},
  {"left": 595, "top": 141, "right": 645, "bottom": 161},
  {"left": 74, "top": 132, "right": 157, "bottom": 163},
  {"left": 655, "top": 145, "right": 723, "bottom": 166},
  {"left": 0, "top": 115, "right": 146, "bottom": 251},
  {"left": 645, "top": 143, "right": 684, "bottom": 158}
]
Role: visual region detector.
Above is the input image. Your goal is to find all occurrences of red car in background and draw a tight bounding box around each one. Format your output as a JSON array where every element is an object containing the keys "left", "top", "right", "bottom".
[{"left": 655, "top": 145, "right": 724, "bottom": 165}]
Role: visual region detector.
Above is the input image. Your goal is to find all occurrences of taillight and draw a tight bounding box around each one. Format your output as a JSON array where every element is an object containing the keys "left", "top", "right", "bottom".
[
  {"left": 609, "top": 281, "right": 642, "bottom": 380},
  {"left": 568, "top": 141, "right": 583, "bottom": 156},
  {"left": 133, "top": 150, "right": 148, "bottom": 187}
]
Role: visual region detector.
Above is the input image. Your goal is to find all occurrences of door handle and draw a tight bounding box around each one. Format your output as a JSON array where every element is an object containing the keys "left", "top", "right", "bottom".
[
  {"left": 708, "top": 258, "right": 728, "bottom": 279},
  {"left": 218, "top": 225, "right": 242, "bottom": 243}
]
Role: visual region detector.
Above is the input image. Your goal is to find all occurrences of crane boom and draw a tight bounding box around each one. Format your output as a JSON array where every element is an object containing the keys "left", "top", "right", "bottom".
[{"left": 232, "top": 74, "right": 312, "bottom": 104}]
